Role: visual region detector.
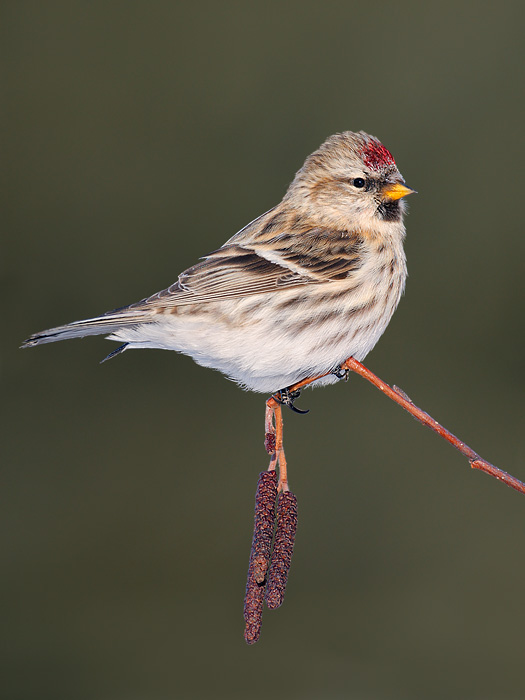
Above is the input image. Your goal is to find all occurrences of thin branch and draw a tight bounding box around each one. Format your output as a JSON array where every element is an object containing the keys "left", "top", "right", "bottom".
[
  {"left": 247, "top": 356, "right": 523, "bottom": 644},
  {"left": 339, "top": 357, "right": 525, "bottom": 496}
]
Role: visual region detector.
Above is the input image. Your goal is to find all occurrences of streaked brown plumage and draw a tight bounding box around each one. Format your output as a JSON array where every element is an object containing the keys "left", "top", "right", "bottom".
[{"left": 22, "top": 131, "right": 415, "bottom": 393}]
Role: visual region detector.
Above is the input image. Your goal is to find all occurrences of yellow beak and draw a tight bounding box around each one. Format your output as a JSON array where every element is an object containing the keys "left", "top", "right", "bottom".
[{"left": 381, "top": 182, "right": 417, "bottom": 201}]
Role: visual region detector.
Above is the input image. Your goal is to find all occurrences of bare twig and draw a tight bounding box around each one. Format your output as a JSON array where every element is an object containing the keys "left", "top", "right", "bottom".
[
  {"left": 246, "top": 355, "right": 523, "bottom": 644},
  {"left": 339, "top": 357, "right": 525, "bottom": 496},
  {"left": 265, "top": 398, "right": 289, "bottom": 492},
  {"left": 275, "top": 356, "right": 524, "bottom": 496}
]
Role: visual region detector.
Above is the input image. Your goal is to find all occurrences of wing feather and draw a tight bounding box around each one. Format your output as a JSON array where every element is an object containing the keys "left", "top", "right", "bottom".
[{"left": 125, "top": 219, "right": 364, "bottom": 311}]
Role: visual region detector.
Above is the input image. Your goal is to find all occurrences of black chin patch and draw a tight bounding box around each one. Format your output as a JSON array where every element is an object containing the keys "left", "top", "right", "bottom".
[{"left": 377, "top": 200, "right": 401, "bottom": 222}]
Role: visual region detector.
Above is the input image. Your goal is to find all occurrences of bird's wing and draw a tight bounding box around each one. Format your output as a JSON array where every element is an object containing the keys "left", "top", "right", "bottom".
[{"left": 124, "top": 226, "right": 364, "bottom": 311}]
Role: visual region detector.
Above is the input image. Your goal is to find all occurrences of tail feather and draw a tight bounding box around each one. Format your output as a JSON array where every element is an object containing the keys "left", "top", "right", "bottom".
[
  {"left": 21, "top": 311, "right": 149, "bottom": 348},
  {"left": 100, "top": 343, "right": 129, "bottom": 363}
]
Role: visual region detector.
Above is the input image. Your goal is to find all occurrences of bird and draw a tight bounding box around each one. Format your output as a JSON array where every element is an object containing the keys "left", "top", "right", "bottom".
[{"left": 22, "top": 131, "right": 415, "bottom": 401}]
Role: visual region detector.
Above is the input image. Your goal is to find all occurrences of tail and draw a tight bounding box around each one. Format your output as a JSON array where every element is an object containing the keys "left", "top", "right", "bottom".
[{"left": 21, "top": 310, "right": 149, "bottom": 349}]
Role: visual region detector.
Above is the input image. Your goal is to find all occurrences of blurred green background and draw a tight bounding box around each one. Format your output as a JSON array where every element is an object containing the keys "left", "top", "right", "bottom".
[{"left": 3, "top": 2, "right": 525, "bottom": 698}]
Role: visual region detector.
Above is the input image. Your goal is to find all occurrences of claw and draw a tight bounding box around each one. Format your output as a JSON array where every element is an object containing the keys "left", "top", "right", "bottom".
[
  {"left": 274, "top": 388, "right": 310, "bottom": 415},
  {"left": 288, "top": 403, "right": 309, "bottom": 415}
]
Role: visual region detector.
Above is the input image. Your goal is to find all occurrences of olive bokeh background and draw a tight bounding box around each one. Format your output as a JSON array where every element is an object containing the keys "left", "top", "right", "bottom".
[{"left": 3, "top": 2, "right": 525, "bottom": 699}]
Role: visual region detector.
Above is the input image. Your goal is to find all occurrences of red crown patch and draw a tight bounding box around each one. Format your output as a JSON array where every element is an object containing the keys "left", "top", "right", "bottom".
[{"left": 361, "top": 141, "right": 396, "bottom": 171}]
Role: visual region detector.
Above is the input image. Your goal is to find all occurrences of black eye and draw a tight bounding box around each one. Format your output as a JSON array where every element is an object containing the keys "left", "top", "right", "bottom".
[{"left": 352, "top": 178, "right": 365, "bottom": 188}]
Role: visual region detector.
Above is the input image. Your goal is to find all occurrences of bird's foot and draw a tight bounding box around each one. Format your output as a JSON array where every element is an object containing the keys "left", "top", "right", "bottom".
[
  {"left": 331, "top": 366, "right": 350, "bottom": 381},
  {"left": 274, "top": 388, "right": 310, "bottom": 415}
]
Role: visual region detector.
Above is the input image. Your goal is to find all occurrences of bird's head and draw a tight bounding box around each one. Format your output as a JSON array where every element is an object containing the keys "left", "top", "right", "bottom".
[{"left": 285, "top": 131, "right": 415, "bottom": 232}]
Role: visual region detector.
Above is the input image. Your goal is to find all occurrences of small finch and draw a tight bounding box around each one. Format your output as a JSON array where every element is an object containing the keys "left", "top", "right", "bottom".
[{"left": 22, "top": 131, "right": 415, "bottom": 397}]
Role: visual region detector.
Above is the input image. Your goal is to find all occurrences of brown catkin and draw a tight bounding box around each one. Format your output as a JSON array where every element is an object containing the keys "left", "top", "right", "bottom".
[
  {"left": 243, "top": 582, "right": 265, "bottom": 645},
  {"left": 243, "top": 470, "right": 278, "bottom": 644},
  {"left": 248, "top": 470, "right": 278, "bottom": 584},
  {"left": 265, "top": 491, "right": 298, "bottom": 610}
]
